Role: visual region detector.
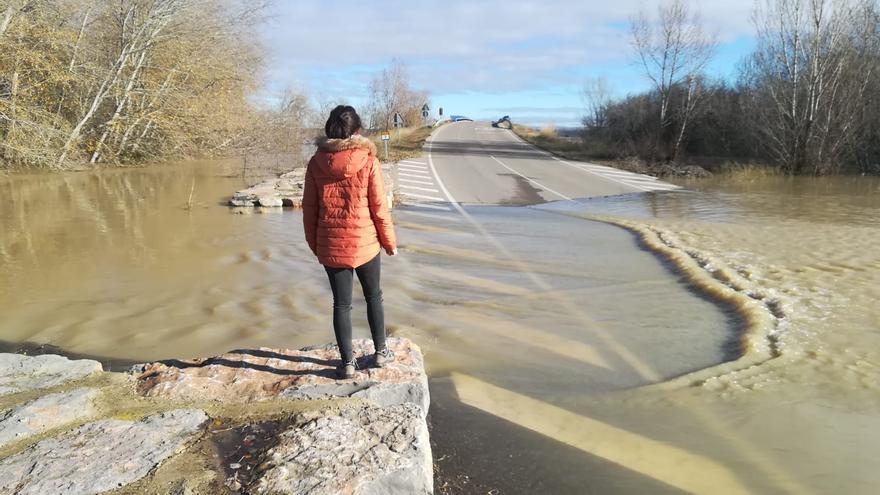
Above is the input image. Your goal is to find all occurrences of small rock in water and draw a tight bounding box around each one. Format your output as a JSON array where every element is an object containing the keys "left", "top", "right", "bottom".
[
  {"left": 256, "top": 195, "right": 283, "bottom": 207},
  {"left": 0, "top": 353, "right": 102, "bottom": 396},
  {"left": 0, "top": 409, "right": 207, "bottom": 495},
  {"left": 0, "top": 387, "right": 99, "bottom": 448}
]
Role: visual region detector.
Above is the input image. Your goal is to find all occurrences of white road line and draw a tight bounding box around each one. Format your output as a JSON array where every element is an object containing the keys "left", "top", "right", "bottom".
[
  {"left": 590, "top": 169, "right": 643, "bottom": 177},
  {"left": 501, "top": 130, "right": 656, "bottom": 193},
  {"left": 612, "top": 172, "right": 657, "bottom": 182},
  {"left": 408, "top": 202, "right": 450, "bottom": 211},
  {"left": 623, "top": 177, "right": 678, "bottom": 187},
  {"left": 489, "top": 155, "right": 572, "bottom": 201},
  {"left": 619, "top": 175, "right": 660, "bottom": 182},
  {"left": 400, "top": 160, "right": 426, "bottom": 165},
  {"left": 399, "top": 171, "right": 432, "bottom": 179},
  {"left": 575, "top": 164, "right": 669, "bottom": 186},
  {"left": 575, "top": 165, "right": 652, "bottom": 178},
  {"left": 400, "top": 184, "right": 440, "bottom": 193},
  {"left": 399, "top": 177, "right": 436, "bottom": 185},
  {"left": 633, "top": 182, "right": 681, "bottom": 191},
  {"left": 403, "top": 192, "right": 446, "bottom": 201},
  {"left": 398, "top": 164, "right": 429, "bottom": 171}
]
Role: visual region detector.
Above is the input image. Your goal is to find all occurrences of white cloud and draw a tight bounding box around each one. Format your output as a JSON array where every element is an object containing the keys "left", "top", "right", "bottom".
[{"left": 260, "top": 0, "right": 756, "bottom": 98}]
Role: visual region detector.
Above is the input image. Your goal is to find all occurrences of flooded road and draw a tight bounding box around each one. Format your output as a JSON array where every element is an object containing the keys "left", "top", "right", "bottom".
[{"left": 2, "top": 161, "right": 880, "bottom": 493}]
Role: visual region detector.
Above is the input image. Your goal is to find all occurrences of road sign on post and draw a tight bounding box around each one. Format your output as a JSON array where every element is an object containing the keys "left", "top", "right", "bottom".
[
  {"left": 392, "top": 112, "right": 404, "bottom": 144},
  {"left": 421, "top": 103, "right": 430, "bottom": 121},
  {"left": 381, "top": 134, "right": 390, "bottom": 161}
]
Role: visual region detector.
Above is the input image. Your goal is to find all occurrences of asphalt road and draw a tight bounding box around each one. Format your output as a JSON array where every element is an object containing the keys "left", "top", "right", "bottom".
[{"left": 395, "top": 121, "right": 680, "bottom": 208}]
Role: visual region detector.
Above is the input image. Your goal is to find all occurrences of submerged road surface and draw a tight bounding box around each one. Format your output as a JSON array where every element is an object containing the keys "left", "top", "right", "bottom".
[
  {"left": 391, "top": 124, "right": 752, "bottom": 494},
  {"left": 395, "top": 121, "right": 680, "bottom": 209}
]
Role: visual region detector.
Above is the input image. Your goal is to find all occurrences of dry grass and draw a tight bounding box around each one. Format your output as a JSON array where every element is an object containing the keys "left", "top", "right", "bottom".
[
  {"left": 512, "top": 124, "right": 594, "bottom": 162},
  {"left": 368, "top": 126, "right": 435, "bottom": 163},
  {"left": 714, "top": 161, "right": 783, "bottom": 180},
  {"left": 513, "top": 125, "right": 787, "bottom": 179}
]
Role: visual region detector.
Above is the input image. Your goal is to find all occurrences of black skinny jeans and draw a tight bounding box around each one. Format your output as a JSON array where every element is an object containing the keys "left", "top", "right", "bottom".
[{"left": 324, "top": 254, "right": 386, "bottom": 363}]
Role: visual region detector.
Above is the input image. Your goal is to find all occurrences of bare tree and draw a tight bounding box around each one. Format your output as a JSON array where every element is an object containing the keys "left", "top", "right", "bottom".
[
  {"left": 0, "top": 0, "right": 37, "bottom": 38},
  {"left": 367, "top": 59, "right": 428, "bottom": 131},
  {"left": 581, "top": 76, "right": 613, "bottom": 130},
  {"left": 630, "top": 0, "right": 716, "bottom": 161},
  {"left": 1, "top": 0, "right": 273, "bottom": 169},
  {"left": 747, "top": 0, "right": 877, "bottom": 174}
]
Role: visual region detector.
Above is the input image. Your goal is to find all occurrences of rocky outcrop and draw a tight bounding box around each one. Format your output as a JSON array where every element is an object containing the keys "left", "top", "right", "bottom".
[
  {"left": 0, "top": 353, "right": 102, "bottom": 396},
  {"left": 230, "top": 165, "right": 396, "bottom": 208},
  {"left": 0, "top": 388, "right": 99, "bottom": 449},
  {"left": 135, "top": 338, "right": 430, "bottom": 414},
  {"left": 0, "top": 409, "right": 207, "bottom": 495},
  {"left": 0, "top": 337, "right": 433, "bottom": 494},
  {"left": 252, "top": 403, "right": 432, "bottom": 495}
]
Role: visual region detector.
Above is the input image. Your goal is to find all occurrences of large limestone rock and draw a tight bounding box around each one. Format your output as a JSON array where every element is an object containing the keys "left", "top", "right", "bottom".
[
  {"left": 230, "top": 165, "right": 395, "bottom": 208},
  {"left": 0, "top": 409, "right": 207, "bottom": 495},
  {"left": 135, "top": 338, "right": 429, "bottom": 414},
  {"left": 0, "top": 353, "right": 102, "bottom": 396},
  {"left": 252, "top": 403, "right": 433, "bottom": 495},
  {"left": 0, "top": 387, "right": 99, "bottom": 448}
]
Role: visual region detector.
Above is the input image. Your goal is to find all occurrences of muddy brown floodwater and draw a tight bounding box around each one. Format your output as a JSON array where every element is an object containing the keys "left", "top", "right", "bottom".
[{"left": 2, "top": 162, "right": 879, "bottom": 494}]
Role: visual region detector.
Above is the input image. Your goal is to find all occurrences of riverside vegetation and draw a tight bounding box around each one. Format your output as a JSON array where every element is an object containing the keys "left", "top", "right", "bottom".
[
  {"left": 568, "top": 0, "right": 880, "bottom": 176},
  {"left": 0, "top": 2, "right": 431, "bottom": 171},
  {"left": 0, "top": 0, "right": 278, "bottom": 169}
]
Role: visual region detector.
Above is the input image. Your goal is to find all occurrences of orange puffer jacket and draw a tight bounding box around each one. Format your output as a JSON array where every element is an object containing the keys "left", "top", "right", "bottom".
[{"left": 302, "top": 135, "right": 397, "bottom": 268}]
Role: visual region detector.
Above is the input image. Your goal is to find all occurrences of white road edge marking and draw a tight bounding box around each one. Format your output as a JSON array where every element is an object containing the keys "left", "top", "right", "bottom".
[
  {"left": 399, "top": 171, "right": 432, "bottom": 178},
  {"left": 502, "top": 130, "right": 669, "bottom": 193},
  {"left": 489, "top": 155, "right": 572, "bottom": 201},
  {"left": 403, "top": 192, "right": 446, "bottom": 201},
  {"left": 400, "top": 184, "right": 441, "bottom": 193},
  {"left": 399, "top": 177, "right": 436, "bottom": 186},
  {"left": 628, "top": 182, "right": 680, "bottom": 190}
]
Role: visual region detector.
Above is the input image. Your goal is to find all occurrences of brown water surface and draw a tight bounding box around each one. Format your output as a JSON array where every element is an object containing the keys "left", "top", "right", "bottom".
[{"left": 1, "top": 163, "right": 879, "bottom": 494}]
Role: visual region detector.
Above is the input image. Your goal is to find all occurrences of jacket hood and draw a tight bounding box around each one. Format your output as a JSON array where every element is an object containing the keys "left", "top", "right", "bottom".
[{"left": 313, "top": 135, "right": 378, "bottom": 179}]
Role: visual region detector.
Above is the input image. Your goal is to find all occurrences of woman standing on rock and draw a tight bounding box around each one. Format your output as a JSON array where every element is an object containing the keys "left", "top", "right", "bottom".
[{"left": 302, "top": 105, "right": 398, "bottom": 379}]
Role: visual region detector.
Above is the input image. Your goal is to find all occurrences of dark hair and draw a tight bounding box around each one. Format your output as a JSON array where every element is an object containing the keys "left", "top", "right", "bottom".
[{"left": 325, "top": 105, "right": 362, "bottom": 139}]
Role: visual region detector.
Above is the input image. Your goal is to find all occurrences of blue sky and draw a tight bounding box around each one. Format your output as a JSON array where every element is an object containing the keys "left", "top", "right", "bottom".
[{"left": 258, "top": 1, "right": 757, "bottom": 127}]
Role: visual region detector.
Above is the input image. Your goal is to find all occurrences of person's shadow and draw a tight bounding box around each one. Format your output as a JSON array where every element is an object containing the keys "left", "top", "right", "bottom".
[{"left": 147, "top": 348, "right": 343, "bottom": 380}]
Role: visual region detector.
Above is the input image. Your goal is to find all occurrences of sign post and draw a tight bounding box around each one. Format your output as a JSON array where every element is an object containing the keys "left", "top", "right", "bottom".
[
  {"left": 381, "top": 134, "right": 390, "bottom": 161},
  {"left": 421, "top": 103, "right": 430, "bottom": 123},
  {"left": 392, "top": 112, "right": 404, "bottom": 144}
]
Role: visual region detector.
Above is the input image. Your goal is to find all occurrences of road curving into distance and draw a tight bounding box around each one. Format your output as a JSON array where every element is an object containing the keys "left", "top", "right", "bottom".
[{"left": 394, "top": 120, "right": 680, "bottom": 209}]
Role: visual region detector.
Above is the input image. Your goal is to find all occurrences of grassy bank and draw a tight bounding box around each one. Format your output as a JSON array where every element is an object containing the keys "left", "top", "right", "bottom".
[
  {"left": 369, "top": 126, "right": 435, "bottom": 163},
  {"left": 512, "top": 124, "right": 595, "bottom": 162},
  {"left": 511, "top": 124, "right": 785, "bottom": 180}
]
